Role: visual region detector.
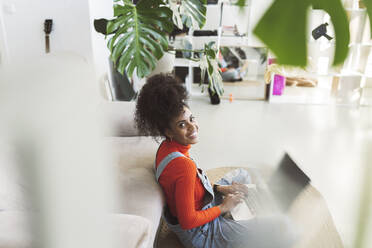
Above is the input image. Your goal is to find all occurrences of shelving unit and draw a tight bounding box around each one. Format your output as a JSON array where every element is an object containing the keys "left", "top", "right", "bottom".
[
  {"left": 173, "top": 0, "right": 272, "bottom": 100},
  {"left": 268, "top": 6, "right": 372, "bottom": 106}
]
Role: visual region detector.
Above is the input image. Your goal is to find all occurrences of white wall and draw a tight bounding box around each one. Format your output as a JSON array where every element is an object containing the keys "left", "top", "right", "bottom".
[
  {"left": 0, "top": 0, "right": 111, "bottom": 79},
  {"left": 88, "top": 0, "right": 112, "bottom": 79},
  {"left": 0, "top": 0, "right": 9, "bottom": 67}
]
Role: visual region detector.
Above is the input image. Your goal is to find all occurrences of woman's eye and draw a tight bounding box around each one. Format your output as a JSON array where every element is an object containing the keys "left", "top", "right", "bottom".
[
  {"left": 179, "top": 123, "right": 186, "bottom": 128},
  {"left": 190, "top": 116, "right": 195, "bottom": 122}
]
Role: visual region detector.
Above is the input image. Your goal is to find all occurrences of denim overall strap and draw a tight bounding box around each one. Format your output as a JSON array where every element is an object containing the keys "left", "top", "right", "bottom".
[
  {"left": 155, "top": 152, "right": 185, "bottom": 182},
  {"left": 196, "top": 168, "right": 215, "bottom": 199}
]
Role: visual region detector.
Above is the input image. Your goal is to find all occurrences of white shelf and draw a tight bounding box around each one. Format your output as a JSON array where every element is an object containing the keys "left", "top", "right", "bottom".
[
  {"left": 345, "top": 8, "right": 367, "bottom": 12},
  {"left": 174, "top": 58, "right": 199, "bottom": 67},
  {"left": 348, "top": 42, "right": 372, "bottom": 47},
  {"left": 269, "top": 86, "right": 332, "bottom": 105},
  {"left": 186, "top": 35, "right": 250, "bottom": 49}
]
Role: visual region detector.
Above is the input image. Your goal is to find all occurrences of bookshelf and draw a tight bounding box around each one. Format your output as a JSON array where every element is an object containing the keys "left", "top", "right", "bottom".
[
  {"left": 268, "top": 6, "right": 372, "bottom": 106},
  {"left": 173, "top": 0, "right": 272, "bottom": 99}
]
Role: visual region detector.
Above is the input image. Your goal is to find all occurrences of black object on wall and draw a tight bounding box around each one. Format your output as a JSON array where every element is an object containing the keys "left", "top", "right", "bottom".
[
  {"left": 312, "top": 23, "right": 333, "bottom": 40},
  {"left": 44, "top": 19, "right": 53, "bottom": 53}
]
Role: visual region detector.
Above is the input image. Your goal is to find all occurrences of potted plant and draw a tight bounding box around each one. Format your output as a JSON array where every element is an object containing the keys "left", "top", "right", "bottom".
[{"left": 95, "top": 0, "right": 224, "bottom": 103}]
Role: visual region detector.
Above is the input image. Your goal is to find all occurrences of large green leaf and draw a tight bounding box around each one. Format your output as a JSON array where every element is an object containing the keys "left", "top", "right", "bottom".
[
  {"left": 167, "top": 0, "right": 207, "bottom": 30},
  {"left": 311, "top": 0, "right": 350, "bottom": 65},
  {"left": 107, "top": 0, "right": 173, "bottom": 78},
  {"left": 181, "top": 0, "right": 207, "bottom": 29},
  {"left": 253, "top": 0, "right": 311, "bottom": 67},
  {"left": 254, "top": 0, "right": 349, "bottom": 66}
]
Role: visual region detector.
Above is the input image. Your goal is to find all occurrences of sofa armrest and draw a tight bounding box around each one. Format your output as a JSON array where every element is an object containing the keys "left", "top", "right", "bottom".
[
  {"left": 114, "top": 167, "right": 164, "bottom": 248},
  {"left": 107, "top": 135, "right": 163, "bottom": 248},
  {"left": 0, "top": 211, "right": 32, "bottom": 248},
  {"left": 110, "top": 214, "right": 152, "bottom": 248},
  {"left": 99, "top": 101, "right": 141, "bottom": 137}
]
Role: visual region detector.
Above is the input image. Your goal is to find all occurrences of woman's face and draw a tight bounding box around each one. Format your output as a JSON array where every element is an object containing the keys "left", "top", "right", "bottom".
[{"left": 165, "top": 106, "right": 199, "bottom": 146}]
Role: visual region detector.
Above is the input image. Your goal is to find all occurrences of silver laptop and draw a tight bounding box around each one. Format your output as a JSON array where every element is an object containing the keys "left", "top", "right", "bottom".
[{"left": 231, "top": 153, "right": 311, "bottom": 220}]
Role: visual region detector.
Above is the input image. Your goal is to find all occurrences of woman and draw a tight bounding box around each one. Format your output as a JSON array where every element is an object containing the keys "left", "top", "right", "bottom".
[{"left": 134, "top": 74, "right": 297, "bottom": 248}]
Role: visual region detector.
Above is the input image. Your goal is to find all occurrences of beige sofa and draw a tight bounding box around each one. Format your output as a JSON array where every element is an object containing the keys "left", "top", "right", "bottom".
[
  {"left": 0, "top": 101, "right": 164, "bottom": 248},
  {"left": 102, "top": 101, "right": 164, "bottom": 248}
]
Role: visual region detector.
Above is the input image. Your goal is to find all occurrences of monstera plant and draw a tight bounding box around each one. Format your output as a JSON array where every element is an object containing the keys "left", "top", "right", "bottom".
[{"left": 95, "top": 0, "right": 224, "bottom": 97}]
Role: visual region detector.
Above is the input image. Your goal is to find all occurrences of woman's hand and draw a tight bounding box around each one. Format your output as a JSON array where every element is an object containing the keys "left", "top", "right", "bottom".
[
  {"left": 218, "top": 193, "right": 245, "bottom": 214},
  {"left": 216, "top": 182, "right": 249, "bottom": 196}
]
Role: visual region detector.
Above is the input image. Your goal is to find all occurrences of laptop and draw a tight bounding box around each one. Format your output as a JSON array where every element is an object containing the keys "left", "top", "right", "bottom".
[{"left": 230, "top": 153, "right": 311, "bottom": 220}]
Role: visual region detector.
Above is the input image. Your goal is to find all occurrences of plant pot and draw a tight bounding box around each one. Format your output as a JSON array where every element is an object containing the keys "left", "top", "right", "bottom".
[
  {"left": 208, "top": 87, "right": 220, "bottom": 105},
  {"left": 148, "top": 52, "right": 176, "bottom": 77}
]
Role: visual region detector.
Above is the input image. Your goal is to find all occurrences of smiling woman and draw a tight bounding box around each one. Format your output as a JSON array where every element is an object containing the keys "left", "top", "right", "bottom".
[
  {"left": 164, "top": 107, "right": 199, "bottom": 146},
  {"left": 134, "top": 73, "right": 297, "bottom": 248}
]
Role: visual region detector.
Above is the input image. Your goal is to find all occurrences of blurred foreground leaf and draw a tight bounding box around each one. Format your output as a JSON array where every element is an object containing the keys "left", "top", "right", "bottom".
[{"left": 254, "top": 0, "right": 349, "bottom": 66}]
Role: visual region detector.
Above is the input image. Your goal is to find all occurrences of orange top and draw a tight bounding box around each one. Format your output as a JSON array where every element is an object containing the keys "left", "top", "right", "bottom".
[{"left": 156, "top": 140, "right": 221, "bottom": 230}]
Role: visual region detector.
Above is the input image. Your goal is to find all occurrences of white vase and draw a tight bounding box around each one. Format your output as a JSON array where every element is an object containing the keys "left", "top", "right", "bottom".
[{"left": 148, "top": 52, "right": 176, "bottom": 77}]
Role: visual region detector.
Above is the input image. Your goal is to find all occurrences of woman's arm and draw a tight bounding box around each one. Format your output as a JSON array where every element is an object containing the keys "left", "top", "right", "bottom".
[{"left": 173, "top": 158, "right": 221, "bottom": 230}]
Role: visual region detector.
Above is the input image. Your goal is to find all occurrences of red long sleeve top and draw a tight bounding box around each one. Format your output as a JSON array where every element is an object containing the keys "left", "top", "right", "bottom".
[{"left": 156, "top": 140, "right": 221, "bottom": 230}]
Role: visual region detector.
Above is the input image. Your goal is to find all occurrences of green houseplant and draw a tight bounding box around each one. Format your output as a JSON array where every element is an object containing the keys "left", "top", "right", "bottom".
[{"left": 95, "top": 0, "right": 224, "bottom": 98}]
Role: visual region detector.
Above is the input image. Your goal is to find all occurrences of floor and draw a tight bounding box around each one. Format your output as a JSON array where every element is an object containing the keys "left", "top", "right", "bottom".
[{"left": 187, "top": 95, "right": 372, "bottom": 248}]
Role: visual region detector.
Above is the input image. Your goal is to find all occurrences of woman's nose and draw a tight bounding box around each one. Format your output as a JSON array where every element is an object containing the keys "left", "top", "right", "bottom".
[{"left": 188, "top": 122, "right": 197, "bottom": 131}]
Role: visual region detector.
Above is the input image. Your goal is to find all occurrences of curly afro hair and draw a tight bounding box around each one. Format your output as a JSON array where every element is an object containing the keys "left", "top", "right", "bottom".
[{"left": 134, "top": 73, "right": 188, "bottom": 141}]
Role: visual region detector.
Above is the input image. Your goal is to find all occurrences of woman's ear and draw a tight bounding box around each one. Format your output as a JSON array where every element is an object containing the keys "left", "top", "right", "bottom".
[{"left": 164, "top": 128, "right": 172, "bottom": 140}]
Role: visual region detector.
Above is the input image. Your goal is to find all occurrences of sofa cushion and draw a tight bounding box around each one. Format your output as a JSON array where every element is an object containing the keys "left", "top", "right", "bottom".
[
  {"left": 0, "top": 143, "right": 28, "bottom": 211},
  {"left": 110, "top": 214, "right": 152, "bottom": 248},
  {"left": 99, "top": 101, "right": 141, "bottom": 137},
  {"left": 0, "top": 212, "right": 153, "bottom": 248},
  {"left": 114, "top": 167, "right": 164, "bottom": 248},
  {"left": 0, "top": 211, "right": 32, "bottom": 248},
  {"left": 107, "top": 136, "right": 164, "bottom": 248},
  {"left": 106, "top": 136, "right": 159, "bottom": 171}
]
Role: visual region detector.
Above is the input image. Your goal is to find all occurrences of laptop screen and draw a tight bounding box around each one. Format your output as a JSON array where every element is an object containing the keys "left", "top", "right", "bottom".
[{"left": 267, "top": 153, "right": 311, "bottom": 211}]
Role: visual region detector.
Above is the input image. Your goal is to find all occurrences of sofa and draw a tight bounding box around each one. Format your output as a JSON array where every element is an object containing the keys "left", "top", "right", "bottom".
[
  {"left": 101, "top": 101, "right": 164, "bottom": 248},
  {"left": 0, "top": 101, "right": 164, "bottom": 248}
]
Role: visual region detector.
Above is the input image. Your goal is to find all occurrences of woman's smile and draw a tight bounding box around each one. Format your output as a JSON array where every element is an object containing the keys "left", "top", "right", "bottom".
[{"left": 166, "top": 106, "right": 199, "bottom": 146}]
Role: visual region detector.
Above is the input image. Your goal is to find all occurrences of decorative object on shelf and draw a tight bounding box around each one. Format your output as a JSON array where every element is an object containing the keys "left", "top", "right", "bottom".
[
  {"left": 285, "top": 77, "right": 318, "bottom": 87},
  {"left": 44, "top": 19, "right": 53, "bottom": 53},
  {"left": 94, "top": 0, "right": 225, "bottom": 99},
  {"left": 312, "top": 23, "right": 333, "bottom": 40},
  {"left": 264, "top": 64, "right": 312, "bottom": 85},
  {"left": 272, "top": 74, "right": 285, "bottom": 95}
]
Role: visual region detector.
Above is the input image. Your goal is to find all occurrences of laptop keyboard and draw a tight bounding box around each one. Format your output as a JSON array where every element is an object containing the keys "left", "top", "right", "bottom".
[
  {"left": 230, "top": 183, "right": 279, "bottom": 221},
  {"left": 245, "top": 187, "right": 261, "bottom": 215}
]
